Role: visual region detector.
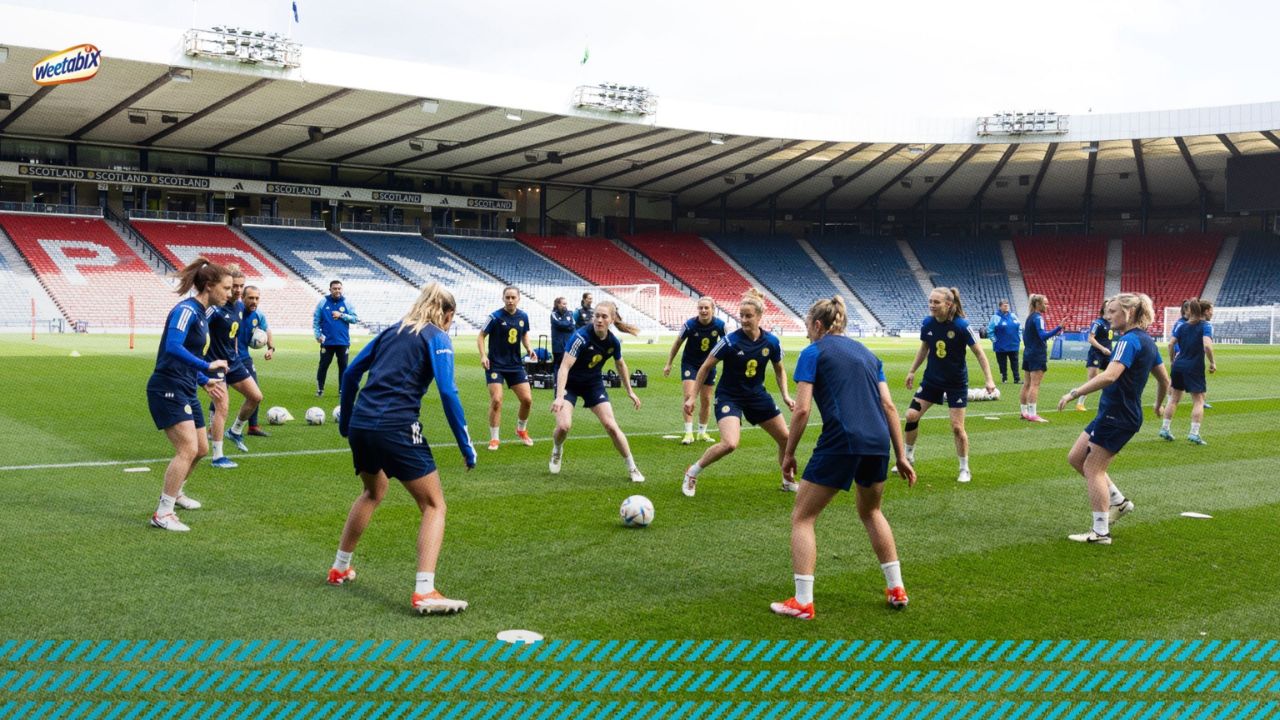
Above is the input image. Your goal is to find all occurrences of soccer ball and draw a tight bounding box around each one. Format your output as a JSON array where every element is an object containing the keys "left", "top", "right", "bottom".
[
  {"left": 249, "top": 328, "right": 268, "bottom": 349},
  {"left": 305, "top": 407, "right": 326, "bottom": 425},
  {"left": 266, "top": 406, "right": 293, "bottom": 425},
  {"left": 620, "top": 495, "right": 654, "bottom": 527},
  {"left": 331, "top": 406, "right": 341, "bottom": 423}
]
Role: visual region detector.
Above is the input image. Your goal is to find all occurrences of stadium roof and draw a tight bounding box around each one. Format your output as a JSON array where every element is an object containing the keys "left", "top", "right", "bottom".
[{"left": 3, "top": 5, "right": 1280, "bottom": 214}]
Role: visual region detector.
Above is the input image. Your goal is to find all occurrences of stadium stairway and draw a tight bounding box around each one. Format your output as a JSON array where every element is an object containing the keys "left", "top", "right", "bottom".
[
  {"left": 0, "top": 213, "right": 178, "bottom": 331},
  {"left": 131, "top": 221, "right": 320, "bottom": 331},
  {"left": 516, "top": 234, "right": 691, "bottom": 330},
  {"left": 1014, "top": 235, "right": 1109, "bottom": 332},
  {"left": 622, "top": 232, "right": 803, "bottom": 333},
  {"left": 238, "top": 225, "right": 422, "bottom": 329},
  {"left": 997, "top": 238, "right": 1030, "bottom": 320},
  {"left": 708, "top": 234, "right": 851, "bottom": 332},
  {"left": 1214, "top": 231, "right": 1280, "bottom": 307},
  {"left": 793, "top": 237, "right": 880, "bottom": 331},
  {"left": 807, "top": 235, "right": 923, "bottom": 334},
  {"left": 909, "top": 236, "right": 1014, "bottom": 325},
  {"left": 896, "top": 239, "right": 935, "bottom": 295},
  {"left": 1199, "top": 235, "right": 1238, "bottom": 304},
  {"left": 434, "top": 234, "right": 665, "bottom": 335},
  {"left": 1121, "top": 233, "right": 1222, "bottom": 336},
  {"left": 0, "top": 223, "right": 66, "bottom": 327}
]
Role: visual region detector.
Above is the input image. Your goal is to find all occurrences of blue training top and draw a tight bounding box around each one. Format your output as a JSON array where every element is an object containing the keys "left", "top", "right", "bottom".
[
  {"left": 1095, "top": 328, "right": 1163, "bottom": 430},
  {"left": 314, "top": 295, "right": 357, "bottom": 346},
  {"left": 1023, "top": 311, "right": 1062, "bottom": 356},
  {"left": 484, "top": 308, "right": 530, "bottom": 371},
  {"left": 152, "top": 297, "right": 213, "bottom": 394},
  {"left": 1089, "top": 317, "right": 1112, "bottom": 356},
  {"left": 1170, "top": 316, "right": 1187, "bottom": 357},
  {"left": 1172, "top": 320, "right": 1212, "bottom": 370},
  {"left": 794, "top": 334, "right": 890, "bottom": 456},
  {"left": 550, "top": 309, "right": 575, "bottom": 353},
  {"left": 339, "top": 322, "right": 476, "bottom": 468},
  {"left": 920, "top": 316, "right": 977, "bottom": 388},
  {"left": 679, "top": 316, "right": 727, "bottom": 368},
  {"left": 712, "top": 329, "right": 783, "bottom": 398},
  {"left": 986, "top": 310, "right": 1021, "bottom": 352},
  {"left": 564, "top": 325, "right": 623, "bottom": 383},
  {"left": 236, "top": 304, "right": 268, "bottom": 363},
  {"left": 205, "top": 300, "right": 242, "bottom": 366}
]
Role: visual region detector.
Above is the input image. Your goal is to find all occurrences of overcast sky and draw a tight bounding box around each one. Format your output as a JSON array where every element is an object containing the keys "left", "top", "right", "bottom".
[{"left": 9, "top": 0, "right": 1278, "bottom": 118}]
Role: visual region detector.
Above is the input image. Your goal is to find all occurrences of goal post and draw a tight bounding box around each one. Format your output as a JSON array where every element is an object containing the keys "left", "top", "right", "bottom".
[
  {"left": 1162, "top": 305, "right": 1280, "bottom": 345},
  {"left": 598, "top": 283, "right": 666, "bottom": 338}
]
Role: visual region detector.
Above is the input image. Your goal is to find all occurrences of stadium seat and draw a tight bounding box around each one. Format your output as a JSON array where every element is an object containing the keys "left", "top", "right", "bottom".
[
  {"left": 240, "top": 226, "right": 422, "bottom": 328},
  {"left": 708, "top": 234, "right": 851, "bottom": 330},
  {"left": 622, "top": 232, "right": 802, "bottom": 332},
  {"left": 130, "top": 221, "right": 320, "bottom": 331},
  {"left": 1014, "top": 235, "right": 1109, "bottom": 332},
  {"left": 1121, "top": 234, "right": 1222, "bottom": 336},
  {"left": 807, "top": 235, "right": 922, "bottom": 333},
  {"left": 0, "top": 230, "right": 64, "bottom": 327},
  {"left": 517, "top": 234, "right": 691, "bottom": 329},
  {"left": 1215, "top": 231, "right": 1280, "bottom": 307},
  {"left": 0, "top": 213, "right": 176, "bottom": 331},
  {"left": 435, "top": 234, "right": 664, "bottom": 334},
  {"left": 910, "top": 236, "right": 1013, "bottom": 327}
]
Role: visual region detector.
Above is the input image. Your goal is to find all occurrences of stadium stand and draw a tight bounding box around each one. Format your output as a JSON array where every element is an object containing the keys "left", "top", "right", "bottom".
[
  {"left": 434, "top": 234, "right": 664, "bottom": 334},
  {"left": 1215, "top": 231, "right": 1280, "bottom": 307},
  {"left": 910, "top": 237, "right": 1014, "bottom": 326},
  {"left": 0, "top": 227, "right": 64, "bottom": 327},
  {"left": 708, "top": 234, "right": 849, "bottom": 329},
  {"left": 239, "top": 226, "right": 422, "bottom": 328},
  {"left": 1121, "top": 233, "right": 1222, "bottom": 335},
  {"left": 806, "top": 235, "right": 921, "bottom": 333},
  {"left": 1014, "top": 235, "right": 1109, "bottom": 332},
  {"left": 0, "top": 213, "right": 176, "bottom": 330},
  {"left": 340, "top": 230, "right": 526, "bottom": 333},
  {"left": 130, "top": 221, "right": 320, "bottom": 330},
  {"left": 622, "top": 232, "right": 802, "bottom": 332},
  {"left": 516, "top": 234, "right": 692, "bottom": 329}
]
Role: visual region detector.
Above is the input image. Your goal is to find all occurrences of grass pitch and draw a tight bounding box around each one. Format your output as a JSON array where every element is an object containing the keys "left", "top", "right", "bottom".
[{"left": 1, "top": 332, "right": 1277, "bottom": 716}]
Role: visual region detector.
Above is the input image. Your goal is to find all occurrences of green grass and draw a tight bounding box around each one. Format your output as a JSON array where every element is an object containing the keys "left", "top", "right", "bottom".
[{"left": 1, "top": 333, "right": 1278, "bottom": 716}]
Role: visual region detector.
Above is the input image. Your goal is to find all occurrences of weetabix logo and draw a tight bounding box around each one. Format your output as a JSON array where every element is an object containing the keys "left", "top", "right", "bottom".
[{"left": 33, "top": 44, "right": 102, "bottom": 86}]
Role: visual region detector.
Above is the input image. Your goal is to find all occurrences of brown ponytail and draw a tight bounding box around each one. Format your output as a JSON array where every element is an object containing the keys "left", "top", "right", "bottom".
[{"left": 174, "top": 257, "right": 228, "bottom": 295}]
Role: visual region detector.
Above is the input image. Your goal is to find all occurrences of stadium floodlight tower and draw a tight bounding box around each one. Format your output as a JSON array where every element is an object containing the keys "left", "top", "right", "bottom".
[
  {"left": 574, "top": 82, "right": 658, "bottom": 117},
  {"left": 183, "top": 26, "right": 301, "bottom": 69},
  {"left": 976, "top": 110, "right": 1069, "bottom": 136}
]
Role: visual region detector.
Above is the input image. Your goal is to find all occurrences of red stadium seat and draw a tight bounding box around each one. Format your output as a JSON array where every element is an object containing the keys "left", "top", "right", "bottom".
[
  {"left": 1014, "top": 235, "right": 1109, "bottom": 332},
  {"left": 1121, "top": 234, "right": 1221, "bottom": 336}
]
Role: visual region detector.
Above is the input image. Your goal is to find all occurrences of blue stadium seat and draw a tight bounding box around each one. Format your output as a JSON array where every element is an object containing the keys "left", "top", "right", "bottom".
[
  {"left": 1216, "top": 232, "right": 1280, "bottom": 307},
  {"left": 909, "top": 237, "right": 1013, "bottom": 324},
  {"left": 808, "top": 235, "right": 922, "bottom": 333},
  {"left": 708, "top": 234, "right": 852, "bottom": 330}
]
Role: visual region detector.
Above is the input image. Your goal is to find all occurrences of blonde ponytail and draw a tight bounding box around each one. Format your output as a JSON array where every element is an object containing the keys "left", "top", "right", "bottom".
[
  {"left": 807, "top": 295, "right": 847, "bottom": 336},
  {"left": 401, "top": 282, "right": 457, "bottom": 334}
]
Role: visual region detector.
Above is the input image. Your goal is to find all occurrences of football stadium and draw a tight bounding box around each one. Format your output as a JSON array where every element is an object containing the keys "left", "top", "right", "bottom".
[{"left": 1, "top": 2, "right": 1279, "bottom": 718}]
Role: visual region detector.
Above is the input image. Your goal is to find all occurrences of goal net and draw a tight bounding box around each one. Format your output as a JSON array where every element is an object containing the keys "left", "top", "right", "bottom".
[
  {"left": 599, "top": 283, "right": 664, "bottom": 337},
  {"left": 1162, "top": 305, "right": 1280, "bottom": 345}
]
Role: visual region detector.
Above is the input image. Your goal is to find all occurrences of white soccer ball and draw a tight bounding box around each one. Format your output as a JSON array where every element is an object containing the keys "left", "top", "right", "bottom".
[
  {"left": 620, "top": 495, "right": 654, "bottom": 527},
  {"left": 249, "top": 328, "right": 268, "bottom": 349},
  {"left": 332, "top": 405, "right": 341, "bottom": 423},
  {"left": 266, "top": 406, "right": 293, "bottom": 425},
  {"left": 966, "top": 387, "right": 1001, "bottom": 402},
  {"left": 305, "top": 407, "right": 326, "bottom": 425}
]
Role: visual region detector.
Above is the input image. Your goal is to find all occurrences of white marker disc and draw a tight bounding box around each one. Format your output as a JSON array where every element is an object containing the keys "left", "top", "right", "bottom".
[
  {"left": 1180, "top": 512, "right": 1213, "bottom": 519},
  {"left": 497, "top": 629, "right": 544, "bottom": 644}
]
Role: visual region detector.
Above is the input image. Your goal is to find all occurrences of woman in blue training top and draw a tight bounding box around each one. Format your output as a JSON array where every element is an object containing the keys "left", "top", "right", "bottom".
[
  {"left": 329, "top": 283, "right": 478, "bottom": 615},
  {"left": 1057, "top": 293, "right": 1169, "bottom": 545},
  {"left": 771, "top": 296, "right": 916, "bottom": 621},
  {"left": 146, "top": 258, "right": 231, "bottom": 533},
  {"left": 1076, "top": 299, "right": 1113, "bottom": 413},
  {"left": 663, "top": 296, "right": 725, "bottom": 445},
  {"left": 986, "top": 299, "right": 1021, "bottom": 384},
  {"left": 1159, "top": 298, "right": 1216, "bottom": 444},
  {"left": 1020, "top": 293, "right": 1063, "bottom": 422}
]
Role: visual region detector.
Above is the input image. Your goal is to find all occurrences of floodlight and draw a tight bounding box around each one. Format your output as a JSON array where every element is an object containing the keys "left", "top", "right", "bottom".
[
  {"left": 0, "top": 46, "right": 10, "bottom": 63},
  {"left": 128, "top": 111, "right": 148, "bottom": 125},
  {"left": 0, "top": 94, "right": 10, "bottom": 111},
  {"left": 505, "top": 109, "right": 523, "bottom": 121},
  {"left": 524, "top": 152, "right": 539, "bottom": 163},
  {"left": 420, "top": 99, "right": 439, "bottom": 113},
  {"left": 161, "top": 114, "right": 180, "bottom": 124},
  {"left": 709, "top": 134, "right": 726, "bottom": 145},
  {"left": 168, "top": 67, "right": 193, "bottom": 82},
  {"left": 408, "top": 139, "right": 425, "bottom": 151},
  {"left": 307, "top": 126, "right": 324, "bottom": 141},
  {"left": 546, "top": 151, "right": 563, "bottom": 164}
]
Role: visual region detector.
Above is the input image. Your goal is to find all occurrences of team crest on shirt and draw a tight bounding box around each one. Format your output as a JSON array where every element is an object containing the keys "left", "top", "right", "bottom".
[
  {"left": 252, "top": 318, "right": 259, "bottom": 327},
  {"left": 519, "top": 320, "right": 525, "bottom": 328},
  {"left": 711, "top": 331, "right": 718, "bottom": 337},
  {"left": 762, "top": 348, "right": 770, "bottom": 357},
  {"left": 183, "top": 404, "right": 192, "bottom": 414},
  {"left": 947, "top": 331, "right": 955, "bottom": 339}
]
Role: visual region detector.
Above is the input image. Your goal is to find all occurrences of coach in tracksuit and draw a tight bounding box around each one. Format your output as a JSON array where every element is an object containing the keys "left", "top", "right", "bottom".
[
  {"left": 314, "top": 280, "right": 359, "bottom": 397},
  {"left": 550, "top": 296, "right": 576, "bottom": 388}
]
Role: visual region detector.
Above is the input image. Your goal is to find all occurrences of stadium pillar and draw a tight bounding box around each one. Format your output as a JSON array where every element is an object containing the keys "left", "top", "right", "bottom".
[
  {"left": 768, "top": 195, "right": 777, "bottom": 235},
  {"left": 870, "top": 197, "right": 879, "bottom": 235},
  {"left": 206, "top": 193, "right": 214, "bottom": 215},
  {"left": 628, "top": 192, "right": 637, "bottom": 235},
  {"left": 669, "top": 196, "right": 677, "bottom": 232},
  {"left": 818, "top": 197, "right": 827, "bottom": 237},
  {"left": 719, "top": 194, "right": 728, "bottom": 234},
  {"left": 67, "top": 183, "right": 76, "bottom": 207},
  {"left": 1200, "top": 188, "right": 1209, "bottom": 232},
  {"left": 585, "top": 188, "right": 593, "bottom": 236},
  {"left": 1083, "top": 193, "right": 1093, "bottom": 234},
  {"left": 972, "top": 198, "right": 982, "bottom": 236},
  {"left": 538, "top": 183, "right": 548, "bottom": 236},
  {"left": 1140, "top": 192, "right": 1150, "bottom": 235},
  {"left": 920, "top": 196, "right": 929, "bottom": 238},
  {"left": 1026, "top": 198, "right": 1036, "bottom": 235}
]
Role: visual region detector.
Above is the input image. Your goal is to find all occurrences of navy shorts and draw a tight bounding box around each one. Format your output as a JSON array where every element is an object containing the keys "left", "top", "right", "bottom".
[
  {"left": 562, "top": 376, "right": 610, "bottom": 408},
  {"left": 147, "top": 389, "right": 205, "bottom": 430},
  {"left": 225, "top": 361, "right": 253, "bottom": 385},
  {"left": 241, "top": 357, "right": 256, "bottom": 378},
  {"left": 803, "top": 453, "right": 890, "bottom": 491},
  {"left": 680, "top": 362, "right": 717, "bottom": 386},
  {"left": 715, "top": 390, "right": 781, "bottom": 426},
  {"left": 1022, "top": 353, "right": 1048, "bottom": 372},
  {"left": 1086, "top": 352, "right": 1110, "bottom": 370},
  {"left": 1171, "top": 366, "right": 1207, "bottom": 394},
  {"left": 1084, "top": 418, "right": 1137, "bottom": 454},
  {"left": 486, "top": 367, "right": 529, "bottom": 388},
  {"left": 348, "top": 424, "right": 436, "bottom": 481},
  {"left": 914, "top": 382, "right": 967, "bottom": 409}
]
